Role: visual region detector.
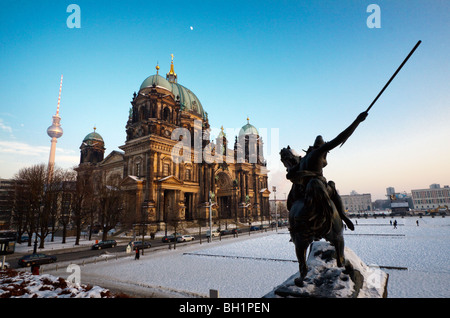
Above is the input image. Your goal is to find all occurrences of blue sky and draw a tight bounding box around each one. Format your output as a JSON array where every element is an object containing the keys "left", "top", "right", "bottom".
[{"left": 0, "top": 0, "right": 449, "bottom": 200}]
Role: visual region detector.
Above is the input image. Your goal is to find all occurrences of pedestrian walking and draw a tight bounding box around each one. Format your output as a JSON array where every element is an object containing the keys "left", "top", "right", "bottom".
[
  {"left": 393, "top": 220, "right": 397, "bottom": 229},
  {"left": 135, "top": 247, "right": 140, "bottom": 260},
  {"left": 31, "top": 264, "right": 40, "bottom": 275},
  {"left": 416, "top": 220, "right": 419, "bottom": 226}
]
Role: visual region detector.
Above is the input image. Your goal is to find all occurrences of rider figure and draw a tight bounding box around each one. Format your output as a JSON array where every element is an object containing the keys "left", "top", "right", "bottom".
[{"left": 285, "top": 111, "right": 368, "bottom": 233}]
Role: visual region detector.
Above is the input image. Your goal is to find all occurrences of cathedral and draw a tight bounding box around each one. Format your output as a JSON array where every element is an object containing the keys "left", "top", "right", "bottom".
[{"left": 76, "top": 57, "right": 270, "bottom": 231}]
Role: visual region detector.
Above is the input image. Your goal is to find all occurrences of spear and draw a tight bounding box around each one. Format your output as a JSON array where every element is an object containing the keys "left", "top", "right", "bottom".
[
  {"left": 366, "top": 40, "right": 422, "bottom": 113},
  {"left": 339, "top": 41, "right": 421, "bottom": 148}
]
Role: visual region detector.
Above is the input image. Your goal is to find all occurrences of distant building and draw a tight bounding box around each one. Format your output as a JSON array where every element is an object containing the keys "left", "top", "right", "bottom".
[
  {"left": 411, "top": 184, "right": 450, "bottom": 211},
  {"left": 372, "top": 199, "right": 390, "bottom": 210},
  {"left": 388, "top": 193, "right": 410, "bottom": 216},
  {"left": 341, "top": 192, "right": 372, "bottom": 215},
  {"left": 0, "top": 179, "right": 14, "bottom": 229},
  {"left": 269, "top": 199, "right": 288, "bottom": 220},
  {"left": 386, "top": 187, "right": 396, "bottom": 196}
]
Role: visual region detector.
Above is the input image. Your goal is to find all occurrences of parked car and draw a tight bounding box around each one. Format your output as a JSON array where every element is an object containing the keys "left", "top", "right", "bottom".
[
  {"left": 206, "top": 230, "right": 220, "bottom": 238},
  {"left": 177, "top": 235, "right": 195, "bottom": 243},
  {"left": 232, "top": 228, "right": 242, "bottom": 234},
  {"left": 0, "top": 260, "right": 10, "bottom": 269},
  {"left": 250, "top": 226, "right": 260, "bottom": 231},
  {"left": 220, "top": 229, "right": 232, "bottom": 236},
  {"left": 91, "top": 240, "right": 117, "bottom": 250},
  {"left": 162, "top": 235, "right": 175, "bottom": 243},
  {"left": 128, "top": 241, "right": 151, "bottom": 249},
  {"left": 18, "top": 253, "right": 57, "bottom": 267},
  {"left": 162, "top": 233, "right": 182, "bottom": 243}
]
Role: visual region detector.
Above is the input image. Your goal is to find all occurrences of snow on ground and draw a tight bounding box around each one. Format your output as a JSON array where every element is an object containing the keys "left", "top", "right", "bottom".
[
  {"left": 14, "top": 217, "right": 450, "bottom": 298},
  {"left": 344, "top": 216, "right": 450, "bottom": 298},
  {"left": 0, "top": 269, "right": 115, "bottom": 298},
  {"left": 70, "top": 231, "right": 298, "bottom": 298}
]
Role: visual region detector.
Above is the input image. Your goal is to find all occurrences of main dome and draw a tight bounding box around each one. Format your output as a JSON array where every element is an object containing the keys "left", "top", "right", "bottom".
[{"left": 139, "top": 59, "right": 207, "bottom": 120}]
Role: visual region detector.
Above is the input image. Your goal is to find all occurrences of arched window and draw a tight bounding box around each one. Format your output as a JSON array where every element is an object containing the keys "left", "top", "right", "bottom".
[
  {"left": 134, "top": 157, "right": 142, "bottom": 177},
  {"left": 163, "top": 107, "right": 171, "bottom": 122},
  {"left": 163, "top": 163, "right": 170, "bottom": 176},
  {"left": 135, "top": 163, "right": 141, "bottom": 177},
  {"left": 139, "top": 105, "right": 145, "bottom": 121},
  {"left": 185, "top": 168, "right": 191, "bottom": 181}
]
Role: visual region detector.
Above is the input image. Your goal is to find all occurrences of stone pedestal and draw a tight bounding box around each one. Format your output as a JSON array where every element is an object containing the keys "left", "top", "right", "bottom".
[{"left": 264, "top": 241, "right": 389, "bottom": 298}]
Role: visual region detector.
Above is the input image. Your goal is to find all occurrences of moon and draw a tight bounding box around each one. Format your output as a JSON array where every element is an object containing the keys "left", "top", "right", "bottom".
[{"left": 190, "top": 26, "right": 194, "bottom": 30}]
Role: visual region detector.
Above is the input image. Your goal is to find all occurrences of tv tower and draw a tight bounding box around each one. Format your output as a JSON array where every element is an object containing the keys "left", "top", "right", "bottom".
[{"left": 46, "top": 75, "right": 64, "bottom": 180}]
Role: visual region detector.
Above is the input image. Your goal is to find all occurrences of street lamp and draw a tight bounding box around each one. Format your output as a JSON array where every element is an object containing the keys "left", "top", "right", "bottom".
[
  {"left": 208, "top": 191, "right": 217, "bottom": 242},
  {"left": 232, "top": 179, "right": 238, "bottom": 225},
  {"left": 141, "top": 202, "right": 149, "bottom": 254},
  {"left": 272, "top": 186, "right": 278, "bottom": 232}
]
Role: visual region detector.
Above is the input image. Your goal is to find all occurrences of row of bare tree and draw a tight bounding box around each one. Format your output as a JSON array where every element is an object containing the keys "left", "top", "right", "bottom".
[{"left": 10, "top": 163, "right": 124, "bottom": 251}]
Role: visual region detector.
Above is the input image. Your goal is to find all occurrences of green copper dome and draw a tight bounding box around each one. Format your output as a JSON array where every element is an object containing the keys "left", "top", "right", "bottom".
[
  {"left": 171, "top": 82, "right": 205, "bottom": 118},
  {"left": 82, "top": 131, "right": 104, "bottom": 146},
  {"left": 139, "top": 74, "right": 172, "bottom": 92},
  {"left": 239, "top": 118, "right": 259, "bottom": 136},
  {"left": 139, "top": 74, "right": 206, "bottom": 120}
]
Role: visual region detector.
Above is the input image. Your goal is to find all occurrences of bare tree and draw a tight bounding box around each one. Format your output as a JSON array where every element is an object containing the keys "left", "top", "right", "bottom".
[
  {"left": 98, "top": 174, "right": 123, "bottom": 241},
  {"left": 45, "top": 167, "right": 65, "bottom": 242},
  {"left": 11, "top": 179, "right": 30, "bottom": 244},
  {"left": 72, "top": 165, "right": 95, "bottom": 245},
  {"left": 14, "top": 164, "right": 48, "bottom": 251},
  {"left": 59, "top": 169, "right": 77, "bottom": 244}
]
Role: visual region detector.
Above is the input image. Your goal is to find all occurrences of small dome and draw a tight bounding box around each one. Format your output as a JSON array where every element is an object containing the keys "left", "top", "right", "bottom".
[
  {"left": 82, "top": 131, "right": 104, "bottom": 146},
  {"left": 218, "top": 126, "right": 226, "bottom": 138},
  {"left": 139, "top": 74, "right": 172, "bottom": 92},
  {"left": 239, "top": 118, "right": 258, "bottom": 136}
]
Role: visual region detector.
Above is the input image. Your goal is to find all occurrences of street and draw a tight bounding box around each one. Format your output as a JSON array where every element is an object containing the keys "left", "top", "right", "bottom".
[{"left": 5, "top": 224, "right": 286, "bottom": 270}]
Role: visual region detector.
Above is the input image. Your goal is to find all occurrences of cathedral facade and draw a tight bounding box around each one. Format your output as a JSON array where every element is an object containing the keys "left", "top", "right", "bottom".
[{"left": 77, "top": 58, "right": 270, "bottom": 231}]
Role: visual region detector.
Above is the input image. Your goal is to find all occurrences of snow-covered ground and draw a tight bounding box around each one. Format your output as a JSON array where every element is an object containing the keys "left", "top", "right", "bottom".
[
  {"left": 0, "top": 270, "right": 114, "bottom": 298},
  {"left": 344, "top": 216, "right": 450, "bottom": 298},
  {"left": 17, "top": 217, "right": 450, "bottom": 298}
]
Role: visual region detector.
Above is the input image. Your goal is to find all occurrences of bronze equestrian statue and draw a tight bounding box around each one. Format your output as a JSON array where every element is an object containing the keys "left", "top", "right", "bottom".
[
  {"left": 278, "top": 41, "right": 421, "bottom": 287},
  {"left": 280, "top": 111, "right": 368, "bottom": 286}
]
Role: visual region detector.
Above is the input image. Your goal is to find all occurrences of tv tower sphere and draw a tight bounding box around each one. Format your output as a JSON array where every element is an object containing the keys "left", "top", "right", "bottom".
[{"left": 47, "top": 115, "right": 63, "bottom": 138}]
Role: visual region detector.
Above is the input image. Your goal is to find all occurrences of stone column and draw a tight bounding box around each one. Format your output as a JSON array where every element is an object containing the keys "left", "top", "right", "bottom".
[
  {"left": 199, "top": 164, "right": 204, "bottom": 202},
  {"left": 240, "top": 170, "right": 245, "bottom": 202},
  {"left": 156, "top": 152, "right": 161, "bottom": 178},
  {"left": 148, "top": 151, "right": 155, "bottom": 202}
]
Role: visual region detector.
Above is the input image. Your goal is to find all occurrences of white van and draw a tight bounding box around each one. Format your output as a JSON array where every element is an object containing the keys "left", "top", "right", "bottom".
[{"left": 206, "top": 230, "right": 220, "bottom": 238}]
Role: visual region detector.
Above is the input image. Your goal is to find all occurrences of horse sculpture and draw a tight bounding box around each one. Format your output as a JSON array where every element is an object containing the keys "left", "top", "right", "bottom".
[{"left": 280, "top": 111, "right": 368, "bottom": 286}]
